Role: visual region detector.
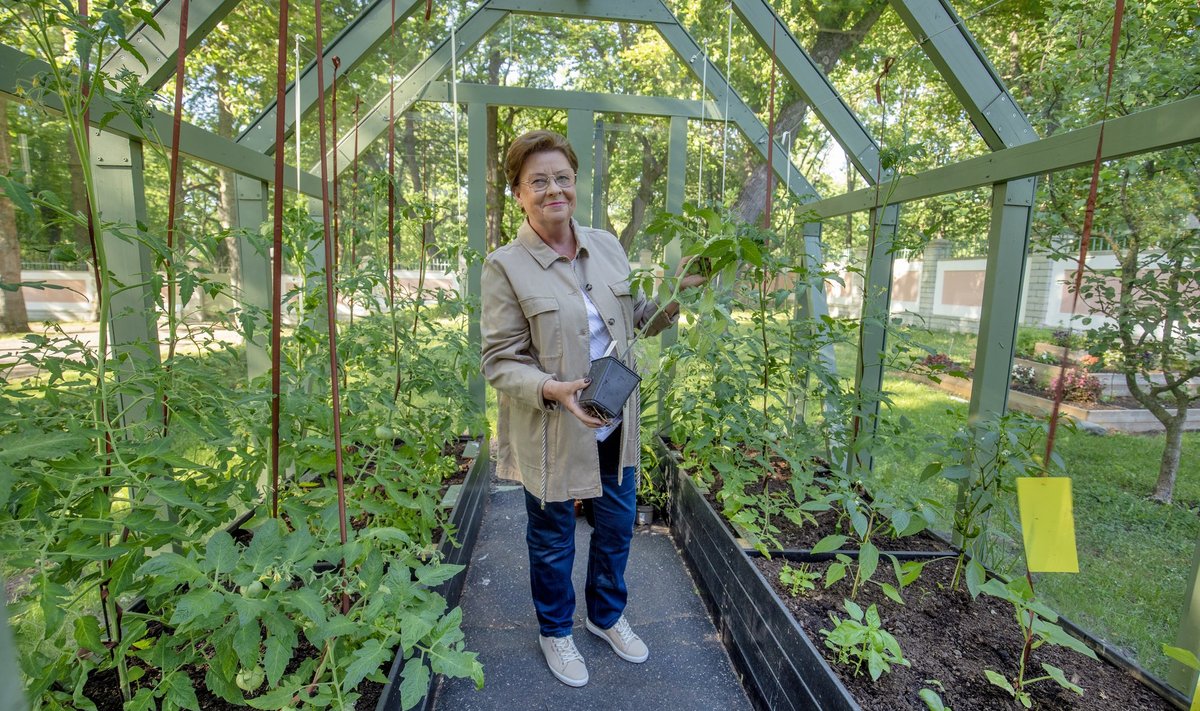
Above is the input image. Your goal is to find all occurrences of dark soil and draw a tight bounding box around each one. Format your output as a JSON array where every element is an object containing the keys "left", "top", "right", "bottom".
[
  {"left": 755, "top": 556, "right": 1171, "bottom": 710},
  {"left": 84, "top": 637, "right": 387, "bottom": 710}
]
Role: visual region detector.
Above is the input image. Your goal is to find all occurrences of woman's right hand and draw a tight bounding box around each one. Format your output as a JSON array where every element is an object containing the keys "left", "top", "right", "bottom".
[{"left": 542, "top": 378, "right": 609, "bottom": 428}]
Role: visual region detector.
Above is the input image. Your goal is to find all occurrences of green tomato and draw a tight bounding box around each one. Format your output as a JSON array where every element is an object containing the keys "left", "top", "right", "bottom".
[
  {"left": 240, "top": 580, "right": 264, "bottom": 598},
  {"left": 235, "top": 665, "right": 265, "bottom": 692},
  {"left": 374, "top": 425, "right": 395, "bottom": 440}
]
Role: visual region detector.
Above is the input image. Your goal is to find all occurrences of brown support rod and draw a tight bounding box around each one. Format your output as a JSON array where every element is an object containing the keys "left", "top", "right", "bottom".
[
  {"left": 314, "top": 0, "right": 351, "bottom": 614},
  {"left": 269, "top": 0, "right": 290, "bottom": 520},
  {"left": 161, "top": 0, "right": 190, "bottom": 432},
  {"left": 1043, "top": 0, "right": 1126, "bottom": 464},
  {"left": 331, "top": 56, "right": 340, "bottom": 278}
]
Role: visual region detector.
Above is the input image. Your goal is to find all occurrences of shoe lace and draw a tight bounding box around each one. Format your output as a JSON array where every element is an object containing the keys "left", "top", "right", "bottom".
[
  {"left": 553, "top": 636, "right": 583, "bottom": 663},
  {"left": 612, "top": 617, "right": 637, "bottom": 646}
]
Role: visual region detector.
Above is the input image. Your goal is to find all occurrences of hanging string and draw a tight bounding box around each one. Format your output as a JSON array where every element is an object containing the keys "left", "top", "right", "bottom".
[
  {"left": 387, "top": 0, "right": 403, "bottom": 402},
  {"left": 720, "top": 1, "right": 734, "bottom": 203},
  {"left": 295, "top": 35, "right": 303, "bottom": 200},
  {"left": 762, "top": 23, "right": 777, "bottom": 236},
  {"left": 350, "top": 96, "right": 361, "bottom": 274},
  {"left": 450, "top": 21, "right": 463, "bottom": 221},
  {"left": 161, "top": 0, "right": 190, "bottom": 434},
  {"left": 697, "top": 45, "right": 707, "bottom": 206},
  {"left": 1043, "top": 0, "right": 1127, "bottom": 467},
  {"left": 387, "top": 0, "right": 398, "bottom": 331},
  {"left": 331, "top": 56, "right": 341, "bottom": 279},
  {"left": 268, "top": 0, "right": 289, "bottom": 522},
  {"left": 313, "top": 0, "right": 351, "bottom": 615}
]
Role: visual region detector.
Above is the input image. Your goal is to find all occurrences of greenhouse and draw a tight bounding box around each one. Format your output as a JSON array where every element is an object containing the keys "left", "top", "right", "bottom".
[{"left": 0, "top": 0, "right": 1198, "bottom": 708}]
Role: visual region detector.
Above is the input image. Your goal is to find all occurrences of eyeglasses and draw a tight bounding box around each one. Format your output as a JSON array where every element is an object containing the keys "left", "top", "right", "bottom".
[{"left": 520, "top": 172, "right": 576, "bottom": 192}]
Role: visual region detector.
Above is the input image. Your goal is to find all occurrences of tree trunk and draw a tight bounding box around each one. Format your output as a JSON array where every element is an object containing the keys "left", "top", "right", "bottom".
[
  {"left": 0, "top": 95, "right": 29, "bottom": 333},
  {"left": 215, "top": 67, "right": 241, "bottom": 308},
  {"left": 732, "top": 2, "right": 887, "bottom": 224},
  {"left": 1151, "top": 412, "right": 1186, "bottom": 503},
  {"left": 618, "top": 133, "right": 667, "bottom": 252}
]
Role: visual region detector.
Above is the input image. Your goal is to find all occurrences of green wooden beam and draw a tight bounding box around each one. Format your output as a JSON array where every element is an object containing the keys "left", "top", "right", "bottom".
[
  {"left": 238, "top": 0, "right": 423, "bottom": 153},
  {"left": 891, "top": 0, "right": 1034, "bottom": 150},
  {"left": 318, "top": 4, "right": 509, "bottom": 175},
  {"left": 969, "top": 178, "right": 1036, "bottom": 420},
  {"left": 1174, "top": 543, "right": 1200, "bottom": 694},
  {"left": 419, "top": 81, "right": 715, "bottom": 119},
  {"left": 0, "top": 44, "right": 324, "bottom": 197},
  {"left": 849, "top": 204, "right": 898, "bottom": 477},
  {"left": 731, "top": 0, "right": 889, "bottom": 181},
  {"left": 658, "top": 115, "right": 688, "bottom": 433},
  {"left": 487, "top": 0, "right": 673, "bottom": 22},
  {"left": 101, "top": 0, "right": 240, "bottom": 90},
  {"left": 592, "top": 119, "right": 608, "bottom": 228},
  {"left": 91, "top": 129, "right": 160, "bottom": 429},
  {"left": 567, "top": 109, "right": 594, "bottom": 227},
  {"left": 232, "top": 175, "right": 271, "bottom": 381},
  {"left": 808, "top": 96, "right": 1200, "bottom": 219},
  {"left": 0, "top": 576, "right": 27, "bottom": 711},
  {"left": 467, "top": 103, "right": 488, "bottom": 424}
]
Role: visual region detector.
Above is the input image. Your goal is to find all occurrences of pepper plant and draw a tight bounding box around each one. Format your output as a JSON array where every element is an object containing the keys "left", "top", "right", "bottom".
[{"left": 978, "top": 576, "right": 1097, "bottom": 707}]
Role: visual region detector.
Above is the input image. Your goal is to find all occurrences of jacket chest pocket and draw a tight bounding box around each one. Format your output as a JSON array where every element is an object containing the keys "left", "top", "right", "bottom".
[
  {"left": 608, "top": 281, "right": 634, "bottom": 336},
  {"left": 519, "top": 296, "right": 562, "bottom": 359}
]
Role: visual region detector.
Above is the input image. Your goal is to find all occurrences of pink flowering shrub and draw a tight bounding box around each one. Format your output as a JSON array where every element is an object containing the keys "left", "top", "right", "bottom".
[{"left": 1050, "top": 368, "right": 1103, "bottom": 403}]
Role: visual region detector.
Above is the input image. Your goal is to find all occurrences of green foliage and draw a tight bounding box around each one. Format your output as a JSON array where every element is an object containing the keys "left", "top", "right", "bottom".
[
  {"left": 922, "top": 411, "right": 1058, "bottom": 587},
  {"left": 978, "top": 576, "right": 1097, "bottom": 707},
  {"left": 778, "top": 563, "right": 820, "bottom": 597},
  {"left": 820, "top": 599, "right": 910, "bottom": 682}
]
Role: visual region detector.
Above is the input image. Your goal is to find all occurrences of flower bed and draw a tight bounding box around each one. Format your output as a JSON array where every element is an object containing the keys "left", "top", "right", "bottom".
[
  {"left": 659, "top": 438, "right": 1186, "bottom": 710},
  {"left": 896, "top": 369, "right": 1200, "bottom": 433}
]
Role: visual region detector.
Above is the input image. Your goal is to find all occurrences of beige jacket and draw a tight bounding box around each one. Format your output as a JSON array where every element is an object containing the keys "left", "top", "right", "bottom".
[{"left": 481, "top": 219, "right": 676, "bottom": 503}]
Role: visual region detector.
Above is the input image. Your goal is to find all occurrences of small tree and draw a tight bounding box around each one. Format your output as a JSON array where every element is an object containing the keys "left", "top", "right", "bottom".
[{"left": 1047, "top": 157, "right": 1200, "bottom": 503}]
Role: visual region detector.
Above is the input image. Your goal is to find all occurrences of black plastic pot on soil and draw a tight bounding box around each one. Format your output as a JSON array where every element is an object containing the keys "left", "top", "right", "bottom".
[
  {"left": 655, "top": 437, "right": 1189, "bottom": 711},
  {"left": 374, "top": 436, "right": 491, "bottom": 711}
]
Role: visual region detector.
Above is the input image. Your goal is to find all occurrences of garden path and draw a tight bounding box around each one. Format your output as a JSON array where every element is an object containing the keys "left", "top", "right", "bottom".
[{"left": 433, "top": 471, "right": 751, "bottom": 711}]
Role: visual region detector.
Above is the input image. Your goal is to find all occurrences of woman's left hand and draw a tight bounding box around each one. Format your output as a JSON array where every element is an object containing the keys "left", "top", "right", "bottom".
[{"left": 675, "top": 257, "right": 708, "bottom": 290}]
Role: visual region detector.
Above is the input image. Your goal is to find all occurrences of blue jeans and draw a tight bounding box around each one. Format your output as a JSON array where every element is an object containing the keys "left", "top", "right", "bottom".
[{"left": 525, "top": 428, "right": 636, "bottom": 637}]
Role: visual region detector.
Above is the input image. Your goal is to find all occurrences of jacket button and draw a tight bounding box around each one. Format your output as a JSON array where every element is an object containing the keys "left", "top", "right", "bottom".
[
  {"left": 607, "top": 318, "right": 615, "bottom": 326},
  {"left": 586, "top": 283, "right": 593, "bottom": 291}
]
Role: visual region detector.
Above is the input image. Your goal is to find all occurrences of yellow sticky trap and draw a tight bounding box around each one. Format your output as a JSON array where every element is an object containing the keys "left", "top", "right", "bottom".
[
  {"left": 1016, "top": 477, "right": 1079, "bottom": 573},
  {"left": 1192, "top": 679, "right": 1200, "bottom": 711}
]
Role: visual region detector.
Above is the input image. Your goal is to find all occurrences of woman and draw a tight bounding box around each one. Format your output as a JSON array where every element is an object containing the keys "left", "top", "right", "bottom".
[{"left": 481, "top": 130, "right": 703, "bottom": 687}]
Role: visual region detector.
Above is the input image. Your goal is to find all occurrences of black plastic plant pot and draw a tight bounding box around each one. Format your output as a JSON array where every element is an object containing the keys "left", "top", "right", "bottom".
[{"left": 578, "top": 356, "right": 641, "bottom": 420}]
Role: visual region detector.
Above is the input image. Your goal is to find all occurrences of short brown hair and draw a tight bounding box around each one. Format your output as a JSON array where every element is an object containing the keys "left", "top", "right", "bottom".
[{"left": 505, "top": 130, "right": 578, "bottom": 190}]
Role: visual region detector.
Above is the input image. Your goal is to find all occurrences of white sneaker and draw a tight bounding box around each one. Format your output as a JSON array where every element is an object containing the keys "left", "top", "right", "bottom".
[
  {"left": 586, "top": 615, "right": 649, "bottom": 663},
  {"left": 539, "top": 634, "right": 589, "bottom": 687}
]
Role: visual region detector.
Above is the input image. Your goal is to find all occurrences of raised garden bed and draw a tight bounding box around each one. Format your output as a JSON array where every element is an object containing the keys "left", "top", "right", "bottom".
[
  {"left": 658, "top": 437, "right": 1188, "bottom": 710},
  {"left": 896, "top": 370, "right": 1200, "bottom": 434},
  {"left": 1013, "top": 357, "right": 1200, "bottom": 399},
  {"left": 377, "top": 436, "right": 489, "bottom": 711},
  {"left": 83, "top": 437, "right": 490, "bottom": 711}
]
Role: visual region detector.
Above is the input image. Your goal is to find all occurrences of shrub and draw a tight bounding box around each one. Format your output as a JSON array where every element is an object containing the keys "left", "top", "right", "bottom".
[
  {"left": 919, "top": 352, "right": 961, "bottom": 372},
  {"left": 1049, "top": 329, "right": 1080, "bottom": 348},
  {"left": 1011, "top": 364, "right": 1037, "bottom": 388},
  {"left": 1050, "top": 369, "right": 1103, "bottom": 403}
]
